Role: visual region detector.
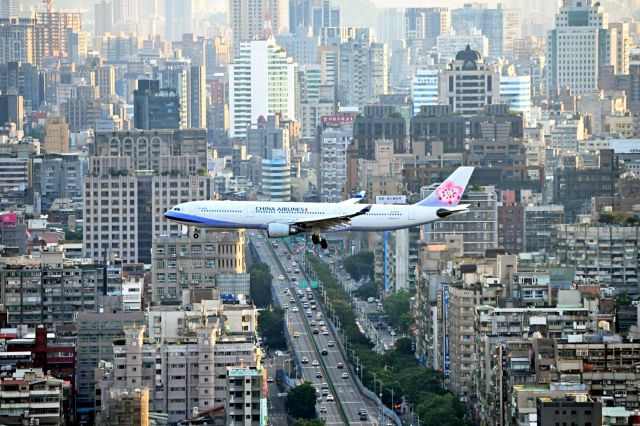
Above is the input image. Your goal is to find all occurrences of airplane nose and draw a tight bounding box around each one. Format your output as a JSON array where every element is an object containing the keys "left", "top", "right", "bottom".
[{"left": 164, "top": 211, "right": 174, "bottom": 219}]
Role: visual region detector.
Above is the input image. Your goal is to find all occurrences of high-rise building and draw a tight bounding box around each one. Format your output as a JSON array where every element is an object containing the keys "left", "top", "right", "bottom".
[
  {"left": 377, "top": 8, "right": 405, "bottom": 44},
  {"left": 0, "top": 0, "right": 18, "bottom": 19},
  {"left": 261, "top": 149, "right": 291, "bottom": 201},
  {"left": 96, "top": 65, "right": 116, "bottom": 99},
  {"left": 94, "top": 1, "right": 114, "bottom": 36},
  {"left": 0, "top": 62, "right": 46, "bottom": 110},
  {"left": 229, "top": 0, "right": 288, "bottom": 57},
  {"left": 43, "top": 115, "right": 70, "bottom": 153},
  {"left": 165, "top": 0, "right": 193, "bottom": 41},
  {"left": 412, "top": 69, "right": 439, "bottom": 115},
  {"left": 0, "top": 18, "right": 34, "bottom": 64},
  {"left": 546, "top": 0, "right": 615, "bottom": 95},
  {"left": 404, "top": 7, "right": 450, "bottom": 47},
  {"left": 34, "top": 11, "right": 82, "bottom": 61},
  {"left": 133, "top": 80, "right": 180, "bottom": 130},
  {"left": 438, "top": 45, "right": 500, "bottom": 116},
  {"left": 190, "top": 65, "right": 207, "bottom": 128},
  {"left": 452, "top": 3, "right": 521, "bottom": 58},
  {"left": 31, "top": 153, "right": 83, "bottom": 212},
  {"left": 499, "top": 75, "right": 531, "bottom": 121},
  {"left": 112, "top": 0, "right": 139, "bottom": 32},
  {"left": 339, "top": 28, "right": 388, "bottom": 108},
  {"left": 319, "top": 128, "right": 350, "bottom": 202},
  {"left": 311, "top": 0, "right": 340, "bottom": 37},
  {"left": 157, "top": 56, "right": 190, "bottom": 129},
  {"left": 225, "top": 368, "right": 268, "bottom": 425},
  {"left": 0, "top": 93, "right": 23, "bottom": 129},
  {"left": 228, "top": 37, "right": 297, "bottom": 138}
]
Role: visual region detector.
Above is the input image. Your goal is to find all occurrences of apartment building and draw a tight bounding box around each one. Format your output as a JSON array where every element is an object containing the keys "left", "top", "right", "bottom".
[
  {"left": 523, "top": 205, "right": 564, "bottom": 253},
  {"left": 556, "top": 224, "right": 640, "bottom": 290},
  {"left": 0, "top": 369, "right": 65, "bottom": 425},
  {"left": 151, "top": 232, "right": 245, "bottom": 303},
  {"left": 225, "top": 367, "right": 267, "bottom": 425}
]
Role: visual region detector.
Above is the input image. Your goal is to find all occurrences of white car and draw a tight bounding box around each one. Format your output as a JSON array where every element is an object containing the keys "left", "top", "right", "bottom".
[
  {"left": 292, "top": 307, "right": 299, "bottom": 312},
  {"left": 326, "top": 394, "right": 334, "bottom": 402},
  {"left": 278, "top": 275, "right": 284, "bottom": 280},
  {"left": 322, "top": 330, "right": 329, "bottom": 335},
  {"left": 267, "top": 376, "right": 274, "bottom": 383},
  {"left": 320, "top": 406, "right": 327, "bottom": 414},
  {"left": 301, "top": 357, "right": 309, "bottom": 364},
  {"left": 341, "top": 372, "right": 349, "bottom": 379},
  {"left": 283, "top": 304, "right": 289, "bottom": 309},
  {"left": 312, "top": 360, "right": 319, "bottom": 367}
]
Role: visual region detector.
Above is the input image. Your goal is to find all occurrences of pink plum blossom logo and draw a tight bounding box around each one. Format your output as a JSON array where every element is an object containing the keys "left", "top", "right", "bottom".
[{"left": 435, "top": 181, "right": 463, "bottom": 205}]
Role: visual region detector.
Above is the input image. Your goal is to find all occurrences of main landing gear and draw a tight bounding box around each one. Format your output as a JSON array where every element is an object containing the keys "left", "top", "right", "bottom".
[
  {"left": 311, "top": 234, "right": 328, "bottom": 249},
  {"left": 192, "top": 227, "right": 200, "bottom": 239}
]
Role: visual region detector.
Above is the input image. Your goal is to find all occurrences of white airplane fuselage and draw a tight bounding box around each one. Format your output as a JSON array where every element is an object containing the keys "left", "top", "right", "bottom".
[{"left": 164, "top": 199, "right": 467, "bottom": 234}]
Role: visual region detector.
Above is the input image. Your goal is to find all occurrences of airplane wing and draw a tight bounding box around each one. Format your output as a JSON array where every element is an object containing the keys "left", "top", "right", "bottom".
[
  {"left": 339, "top": 191, "right": 366, "bottom": 204},
  {"left": 293, "top": 205, "right": 372, "bottom": 230}
]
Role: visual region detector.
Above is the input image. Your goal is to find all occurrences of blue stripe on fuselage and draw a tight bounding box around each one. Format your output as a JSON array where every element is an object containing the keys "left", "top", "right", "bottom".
[{"left": 164, "top": 211, "right": 243, "bottom": 227}]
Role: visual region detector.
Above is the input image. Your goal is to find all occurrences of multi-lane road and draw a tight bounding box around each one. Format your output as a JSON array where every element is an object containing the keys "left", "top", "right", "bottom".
[{"left": 251, "top": 232, "right": 387, "bottom": 425}]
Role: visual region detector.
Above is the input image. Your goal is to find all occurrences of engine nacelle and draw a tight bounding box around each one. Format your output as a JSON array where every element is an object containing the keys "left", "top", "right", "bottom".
[{"left": 267, "top": 223, "right": 300, "bottom": 238}]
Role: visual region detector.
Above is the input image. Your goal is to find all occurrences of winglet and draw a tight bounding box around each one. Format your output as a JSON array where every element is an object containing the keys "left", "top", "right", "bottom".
[
  {"left": 339, "top": 190, "right": 366, "bottom": 204},
  {"left": 417, "top": 167, "right": 475, "bottom": 208}
]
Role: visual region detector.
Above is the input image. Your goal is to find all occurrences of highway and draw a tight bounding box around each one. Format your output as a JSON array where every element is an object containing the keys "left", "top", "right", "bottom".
[{"left": 250, "top": 231, "right": 384, "bottom": 425}]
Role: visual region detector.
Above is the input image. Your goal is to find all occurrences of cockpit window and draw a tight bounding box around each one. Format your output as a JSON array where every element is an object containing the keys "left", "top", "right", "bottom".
[{"left": 174, "top": 207, "right": 181, "bottom": 211}]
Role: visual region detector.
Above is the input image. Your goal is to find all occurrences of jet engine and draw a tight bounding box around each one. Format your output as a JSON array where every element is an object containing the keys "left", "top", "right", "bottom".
[{"left": 267, "top": 223, "right": 301, "bottom": 238}]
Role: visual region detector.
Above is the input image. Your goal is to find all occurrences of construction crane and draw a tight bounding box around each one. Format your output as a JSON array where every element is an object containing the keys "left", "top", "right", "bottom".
[{"left": 43, "top": 0, "right": 52, "bottom": 13}]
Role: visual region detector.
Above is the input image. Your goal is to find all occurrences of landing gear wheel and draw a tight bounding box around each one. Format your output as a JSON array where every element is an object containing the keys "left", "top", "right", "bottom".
[
  {"left": 320, "top": 239, "right": 328, "bottom": 249},
  {"left": 312, "top": 234, "right": 320, "bottom": 245},
  {"left": 193, "top": 232, "right": 199, "bottom": 239}
]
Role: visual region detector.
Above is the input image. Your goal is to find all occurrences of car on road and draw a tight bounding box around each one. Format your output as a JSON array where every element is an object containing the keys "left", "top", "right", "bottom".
[
  {"left": 312, "top": 360, "right": 319, "bottom": 366},
  {"left": 310, "top": 320, "right": 316, "bottom": 326},
  {"left": 312, "top": 328, "right": 319, "bottom": 335},
  {"left": 327, "top": 340, "right": 334, "bottom": 347},
  {"left": 318, "top": 320, "right": 325, "bottom": 326},
  {"left": 292, "top": 307, "right": 299, "bottom": 312},
  {"left": 321, "top": 348, "right": 328, "bottom": 355},
  {"left": 267, "top": 376, "right": 273, "bottom": 383},
  {"left": 319, "top": 406, "right": 327, "bottom": 414},
  {"left": 289, "top": 297, "right": 295, "bottom": 303},
  {"left": 322, "top": 389, "right": 329, "bottom": 397},
  {"left": 326, "top": 394, "right": 334, "bottom": 402},
  {"left": 283, "top": 304, "right": 289, "bottom": 309},
  {"left": 316, "top": 371, "right": 323, "bottom": 378},
  {"left": 359, "top": 413, "right": 368, "bottom": 421},
  {"left": 293, "top": 332, "right": 300, "bottom": 338},
  {"left": 358, "top": 409, "right": 366, "bottom": 416},
  {"left": 337, "top": 362, "right": 343, "bottom": 369},
  {"left": 278, "top": 275, "right": 284, "bottom": 280},
  {"left": 341, "top": 372, "right": 349, "bottom": 379},
  {"left": 301, "top": 357, "right": 309, "bottom": 364},
  {"left": 322, "top": 330, "right": 329, "bottom": 335}
]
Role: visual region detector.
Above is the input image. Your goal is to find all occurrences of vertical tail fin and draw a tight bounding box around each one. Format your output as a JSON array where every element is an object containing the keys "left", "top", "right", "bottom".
[{"left": 417, "top": 167, "right": 475, "bottom": 207}]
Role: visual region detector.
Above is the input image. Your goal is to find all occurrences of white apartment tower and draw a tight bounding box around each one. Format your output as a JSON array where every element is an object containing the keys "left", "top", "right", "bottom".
[
  {"left": 319, "top": 129, "right": 350, "bottom": 203},
  {"left": 229, "top": 37, "right": 297, "bottom": 138},
  {"left": 229, "top": 0, "right": 288, "bottom": 57},
  {"left": 546, "top": 0, "right": 615, "bottom": 95}
]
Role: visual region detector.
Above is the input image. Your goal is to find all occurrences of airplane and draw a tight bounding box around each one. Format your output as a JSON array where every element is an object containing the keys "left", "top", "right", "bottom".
[{"left": 164, "top": 167, "right": 475, "bottom": 249}]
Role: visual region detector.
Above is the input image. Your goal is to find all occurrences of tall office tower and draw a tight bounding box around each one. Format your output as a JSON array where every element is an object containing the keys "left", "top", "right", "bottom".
[
  {"left": 0, "top": 94, "right": 23, "bottom": 129},
  {"left": 157, "top": 56, "right": 190, "bottom": 129},
  {"left": 499, "top": 75, "right": 531, "bottom": 122},
  {"left": 547, "top": 0, "right": 614, "bottom": 95},
  {"left": 311, "top": 0, "right": 339, "bottom": 37},
  {"left": 339, "top": 28, "right": 388, "bottom": 108},
  {"left": 96, "top": 65, "right": 116, "bottom": 98},
  {"left": 189, "top": 65, "right": 207, "bottom": 128},
  {"left": 0, "top": 18, "right": 35, "bottom": 64},
  {"left": 320, "top": 128, "right": 350, "bottom": 203},
  {"left": 610, "top": 22, "right": 631, "bottom": 75},
  {"left": 112, "top": 0, "right": 139, "bottom": 32},
  {"left": 133, "top": 80, "right": 181, "bottom": 130},
  {"left": 165, "top": 0, "right": 194, "bottom": 41},
  {"left": 229, "top": 0, "right": 288, "bottom": 57},
  {"left": 452, "top": 3, "right": 521, "bottom": 59},
  {"left": 404, "top": 7, "right": 450, "bottom": 48},
  {"left": 289, "top": 0, "right": 317, "bottom": 33},
  {"left": 438, "top": 45, "right": 500, "bottom": 116},
  {"left": 228, "top": 37, "right": 297, "bottom": 138},
  {"left": 377, "top": 8, "right": 405, "bottom": 44},
  {"left": 43, "top": 115, "right": 70, "bottom": 153},
  {"left": 34, "top": 11, "right": 82, "bottom": 60},
  {"left": 0, "top": 0, "right": 18, "bottom": 19},
  {"left": 94, "top": 1, "right": 114, "bottom": 36},
  {"left": 0, "top": 62, "right": 46, "bottom": 110},
  {"left": 412, "top": 68, "right": 439, "bottom": 115}
]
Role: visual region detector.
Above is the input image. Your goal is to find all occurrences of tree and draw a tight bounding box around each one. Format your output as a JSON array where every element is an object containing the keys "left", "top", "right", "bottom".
[
  {"left": 615, "top": 290, "right": 632, "bottom": 307},
  {"left": 343, "top": 252, "right": 374, "bottom": 281},
  {"left": 354, "top": 281, "right": 379, "bottom": 300},
  {"left": 285, "top": 382, "right": 318, "bottom": 420},
  {"left": 257, "top": 308, "right": 287, "bottom": 350},
  {"left": 383, "top": 291, "right": 413, "bottom": 334},
  {"left": 395, "top": 337, "right": 413, "bottom": 355},
  {"left": 293, "top": 419, "right": 326, "bottom": 426},
  {"left": 249, "top": 263, "right": 272, "bottom": 308},
  {"left": 416, "top": 392, "right": 472, "bottom": 426}
]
